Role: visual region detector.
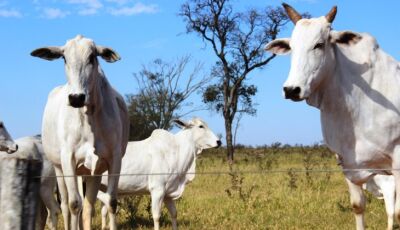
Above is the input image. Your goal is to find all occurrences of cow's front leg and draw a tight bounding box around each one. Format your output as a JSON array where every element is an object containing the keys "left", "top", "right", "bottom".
[
  {"left": 345, "top": 177, "right": 366, "bottom": 230},
  {"left": 82, "top": 175, "right": 101, "bottom": 230},
  {"left": 61, "top": 149, "right": 82, "bottom": 230},
  {"left": 54, "top": 166, "right": 71, "bottom": 230},
  {"left": 151, "top": 188, "right": 165, "bottom": 230},
  {"left": 105, "top": 156, "right": 122, "bottom": 230}
]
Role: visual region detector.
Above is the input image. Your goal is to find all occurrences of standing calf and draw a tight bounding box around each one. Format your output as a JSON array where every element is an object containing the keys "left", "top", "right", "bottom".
[
  {"left": 31, "top": 35, "right": 129, "bottom": 230},
  {"left": 98, "top": 118, "right": 221, "bottom": 230}
]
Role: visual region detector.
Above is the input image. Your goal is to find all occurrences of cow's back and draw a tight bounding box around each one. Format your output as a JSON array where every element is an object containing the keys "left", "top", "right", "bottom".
[{"left": 115, "top": 130, "right": 177, "bottom": 194}]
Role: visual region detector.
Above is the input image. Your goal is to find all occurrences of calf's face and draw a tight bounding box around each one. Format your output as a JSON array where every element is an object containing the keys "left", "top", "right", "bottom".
[
  {"left": 174, "top": 118, "right": 221, "bottom": 150},
  {"left": 31, "top": 35, "right": 120, "bottom": 108},
  {"left": 0, "top": 121, "right": 18, "bottom": 154}
]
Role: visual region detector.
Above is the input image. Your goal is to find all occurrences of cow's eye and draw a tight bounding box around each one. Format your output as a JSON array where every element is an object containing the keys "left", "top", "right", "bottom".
[
  {"left": 199, "top": 125, "right": 204, "bottom": 129},
  {"left": 313, "top": 42, "right": 324, "bottom": 50}
]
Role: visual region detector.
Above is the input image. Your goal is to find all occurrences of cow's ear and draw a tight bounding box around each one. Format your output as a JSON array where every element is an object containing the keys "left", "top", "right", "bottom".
[
  {"left": 173, "top": 119, "right": 191, "bottom": 129},
  {"left": 330, "top": 31, "right": 362, "bottom": 45},
  {"left": 96, "top": 46, "right": 121, "bottom": 63},
  {"left": 31, "top": 47, "right": 63, "bottom": 61},
  {"left": 264, "top": 38, "right": 291, "bottom": 55}
]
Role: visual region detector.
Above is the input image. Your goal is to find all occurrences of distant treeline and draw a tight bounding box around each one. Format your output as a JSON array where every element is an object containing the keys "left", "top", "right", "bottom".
[{"left": 232, "top": 142, "right": 327, "bottom": 150}]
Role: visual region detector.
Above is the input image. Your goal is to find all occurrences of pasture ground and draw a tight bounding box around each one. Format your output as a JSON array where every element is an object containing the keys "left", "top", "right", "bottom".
[{"left": 54, "top": 145, "right": 392, "bottom": 229}]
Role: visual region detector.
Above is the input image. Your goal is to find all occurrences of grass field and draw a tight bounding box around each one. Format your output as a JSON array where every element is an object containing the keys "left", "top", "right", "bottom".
[{"left": 56, "top": 145, "right": 391, "bottom": 229}]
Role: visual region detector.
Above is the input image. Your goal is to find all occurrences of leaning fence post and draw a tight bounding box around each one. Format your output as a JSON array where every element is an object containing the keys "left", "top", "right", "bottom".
[{"left": 0, "top": 157, "right": 43, "bottom": 230}]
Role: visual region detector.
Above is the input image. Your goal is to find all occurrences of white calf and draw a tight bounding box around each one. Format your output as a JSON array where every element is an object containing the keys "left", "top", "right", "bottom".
[{"left": 98, "top": 118, "right": 221, "bottom": 230}]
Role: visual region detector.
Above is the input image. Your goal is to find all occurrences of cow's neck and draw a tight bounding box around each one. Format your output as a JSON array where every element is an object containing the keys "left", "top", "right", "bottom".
[
  {"left": 306, "top": 40, "right": 400, "bottom": 155},
  {"left": 174, "top": 130, "right": 198, "bottom": 175},
  {"left": 86, "top": 67, "right": 106, "bottom": 115},
  {"left": 306, "top": 44, "right": 361, "bottom": 155}
]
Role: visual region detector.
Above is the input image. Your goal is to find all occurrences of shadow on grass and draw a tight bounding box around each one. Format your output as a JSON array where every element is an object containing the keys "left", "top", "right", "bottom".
[{"left": 118, "top": 216, "right": 191, "bottom": 229}]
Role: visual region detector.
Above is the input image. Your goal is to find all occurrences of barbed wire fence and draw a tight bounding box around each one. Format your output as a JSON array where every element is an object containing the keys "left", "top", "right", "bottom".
[{"left": 33, "top": 168, "right": 394, "bottom": 178}]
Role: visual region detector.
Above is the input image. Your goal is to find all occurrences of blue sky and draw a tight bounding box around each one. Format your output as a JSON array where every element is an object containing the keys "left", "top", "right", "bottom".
[{"left": 0, "top": 0, "right": 399, "bottom": 146}]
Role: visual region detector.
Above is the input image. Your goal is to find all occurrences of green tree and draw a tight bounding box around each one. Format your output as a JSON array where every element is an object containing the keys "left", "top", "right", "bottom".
[
  {"left": 180, "top": 0, "right": 290, "bottom": 162},
  {"left": 127, "top": 56, "right": 209, "bottom": 141}
]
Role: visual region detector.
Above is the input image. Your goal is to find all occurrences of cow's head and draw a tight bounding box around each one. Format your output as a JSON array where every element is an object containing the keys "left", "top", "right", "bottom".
[
  {"left": 265, "top": 3, "right": 359, "bottom": 101},
  {"left": 174, "top": 118, "right": 221, "bottom": 151},
  {"left": 0, "top": 121, "right": 18, "bottom": 154},
  {"left": 31, "top": 35, "right": 120, "bottom": 108}
]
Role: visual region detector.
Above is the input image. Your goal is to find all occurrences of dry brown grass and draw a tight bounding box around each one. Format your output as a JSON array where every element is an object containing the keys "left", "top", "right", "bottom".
[{"left": 52, "top": 146, "right": 391, "bottom": 229}]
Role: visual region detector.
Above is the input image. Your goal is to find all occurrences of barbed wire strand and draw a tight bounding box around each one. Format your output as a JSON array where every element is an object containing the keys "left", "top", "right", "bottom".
[{"left": 33, "top": 168, "right": 395, "bottom": 179}]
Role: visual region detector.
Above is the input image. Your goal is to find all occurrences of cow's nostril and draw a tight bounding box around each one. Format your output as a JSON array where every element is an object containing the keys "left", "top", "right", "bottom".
[
  {"left": 69, "top": 94, "right": 86, "bottom": 108},
  {"left": 78, "top": 94, "right": 85, "bottom": 102},
  {"left": 283, "top": 86, "right": 301, "bottom": 100},
  {"left": 283, "top": 87, "right": 289, "bottom": 94}
]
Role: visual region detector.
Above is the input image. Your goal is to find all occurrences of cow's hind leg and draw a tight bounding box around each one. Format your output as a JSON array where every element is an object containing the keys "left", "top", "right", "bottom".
[
  {"left": 392, "top": 148, "right": 400, "bottom": 226},
  {"left": 97, "top": 191, "right": 110, "bottom": 230},
  {"left": 392, "top": 169, "right": 400, "bottom": 226},
  {"left": 101, "top": 204, "right": 109, "bottom": 230},
  {"left": 41, "top": 175, "right": 61, "bottom": 230},
  {"left": 82, "top": 175, "right": 101, "bottom": 230},
  {"left": 164, "top": 197, "right": 178, "bottom": 230},
  {"left": 381, "top": 179, "right": 395, "bottom": 230},
  {"left": 345, "top": 178, "right": 366, "bottom": 230}
]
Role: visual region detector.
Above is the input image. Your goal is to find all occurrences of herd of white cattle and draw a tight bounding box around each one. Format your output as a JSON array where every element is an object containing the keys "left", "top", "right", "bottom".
[{"left": 1, "top": 3, "right": 400, "bottom": 230}]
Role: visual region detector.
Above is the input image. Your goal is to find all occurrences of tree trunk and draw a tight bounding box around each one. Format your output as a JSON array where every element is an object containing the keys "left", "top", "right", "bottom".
[{"left": 224, "top": 116, "right": 234, "bottom": 163}]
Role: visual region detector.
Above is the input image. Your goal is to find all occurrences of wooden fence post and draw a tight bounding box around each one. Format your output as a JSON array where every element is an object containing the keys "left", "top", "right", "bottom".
[{"left": 0, "top": 157, "right": 43, "bottom": 230}]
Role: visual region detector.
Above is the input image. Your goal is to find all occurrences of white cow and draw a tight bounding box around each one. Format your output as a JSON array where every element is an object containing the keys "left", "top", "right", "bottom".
[
  {"left": 0, "top": 136, "right": 60, "bottom": 230},
  {"left": 265, "top": 3, "right": 400, "bottom": 230},
  {"left": 98, "top": 118, "right": 221, "bottom": 230},
  {"left": 0, "top": 120, "right": 18, "bottom": 153},
  {"left": 31, "top": 35, "right": 129, "bottom": 230}
]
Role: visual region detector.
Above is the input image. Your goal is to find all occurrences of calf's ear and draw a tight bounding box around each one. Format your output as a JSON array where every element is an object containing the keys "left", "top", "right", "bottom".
[
  {"left": 31, "top": 47, "right": 63, "bottom": 61},
  {"left": 330, "top": 31, "right": 362, "bottom": 45},
  {"left": 264, "top": 38, "right": 291, "bottom": 55},
  {"left": 173, "top": 119, "right": 191, "bottom": 129},
  {"left": 96, "top": 46, "right": 121, "bottom": 63}
]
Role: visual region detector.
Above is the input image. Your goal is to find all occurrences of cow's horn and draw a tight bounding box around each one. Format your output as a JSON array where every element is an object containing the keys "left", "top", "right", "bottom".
[
  {"left": 325, "top": 6, "right": 337, "bottom": 23},
  {"left": 282, "top": 3, "right": 302, "bottom": 24}
]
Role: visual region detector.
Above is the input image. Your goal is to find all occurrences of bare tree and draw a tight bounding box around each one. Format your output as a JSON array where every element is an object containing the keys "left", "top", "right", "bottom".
[
  {"left": 127, "top": 56, "right": 209, "bottom": 141},
  {"left": 180, "top": 0, "right": 290, "bottom": 162}
]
